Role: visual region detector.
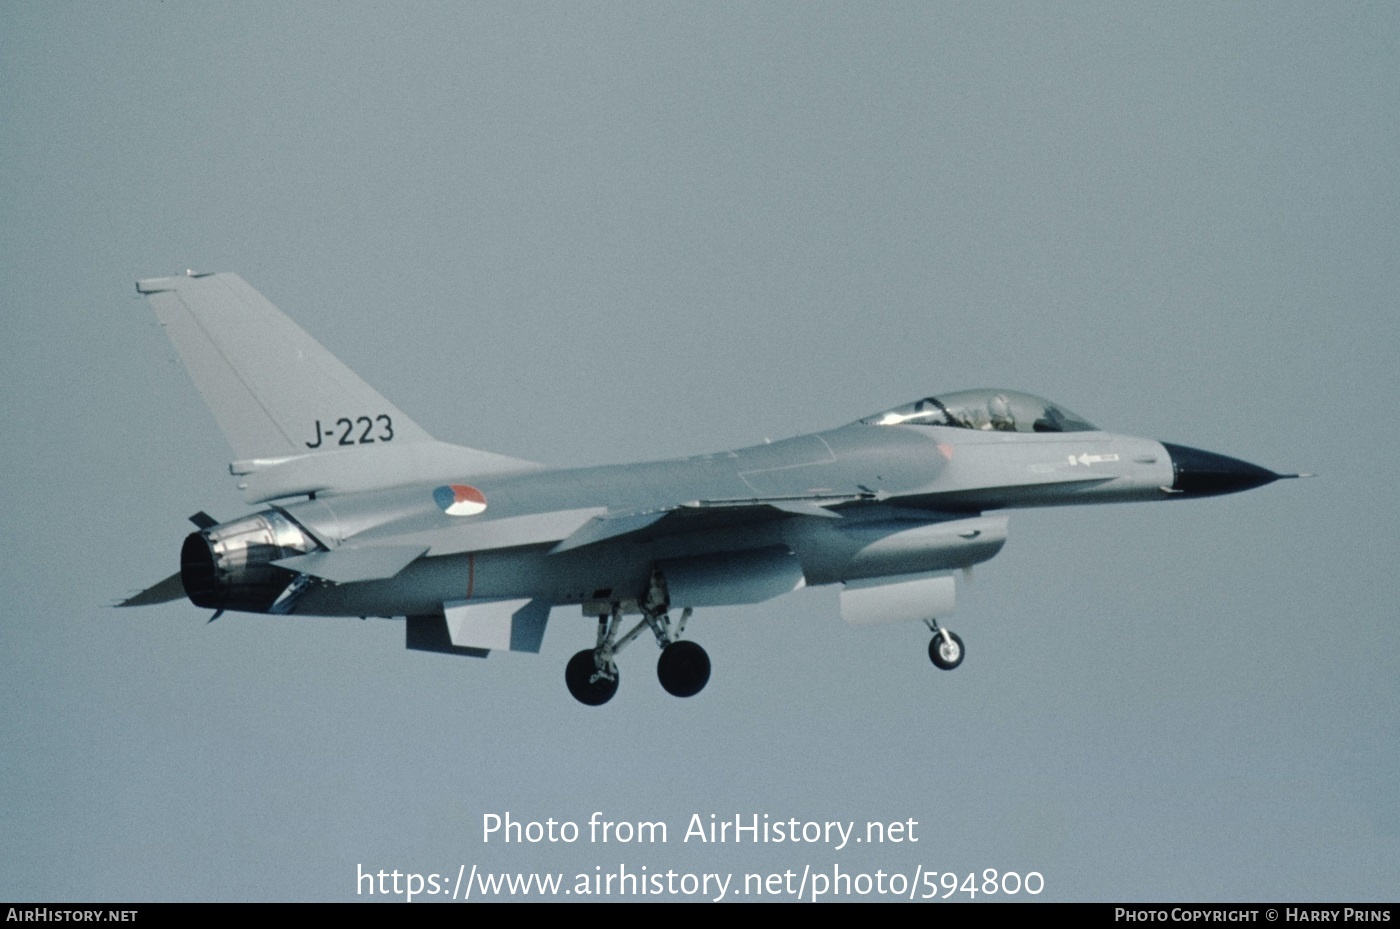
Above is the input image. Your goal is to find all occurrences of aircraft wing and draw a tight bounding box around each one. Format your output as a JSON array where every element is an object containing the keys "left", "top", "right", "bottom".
[
  {"left": 550, "top": 493, "right": 861, "bottom": 554},
  {"left": 269, "top": 495, "right": 865, "bottom": 588},
  {"left": 274, "top": 545, "right": 429, "bottom": 583}
]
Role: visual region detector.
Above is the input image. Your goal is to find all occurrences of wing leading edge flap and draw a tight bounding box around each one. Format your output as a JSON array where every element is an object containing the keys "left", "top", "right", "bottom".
[{"left": 549, "top": 494, "right": 851, "bottom": 555}]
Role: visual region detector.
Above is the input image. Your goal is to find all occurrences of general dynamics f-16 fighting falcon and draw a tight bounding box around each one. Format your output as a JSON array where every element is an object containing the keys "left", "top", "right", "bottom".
[{"left": 120, "top": 272, "right": 1303, "bottom": 705}]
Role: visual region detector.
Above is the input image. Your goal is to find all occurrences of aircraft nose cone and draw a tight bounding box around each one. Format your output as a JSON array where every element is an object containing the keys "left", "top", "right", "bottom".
[{"left": 1160, "top": 442, "right": 1280, "bottom": 497}]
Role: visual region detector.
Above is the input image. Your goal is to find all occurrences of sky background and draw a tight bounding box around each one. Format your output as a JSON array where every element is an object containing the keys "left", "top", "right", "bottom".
[{"left": 2, "top": 2, "right": 1397, "bottom": 902}]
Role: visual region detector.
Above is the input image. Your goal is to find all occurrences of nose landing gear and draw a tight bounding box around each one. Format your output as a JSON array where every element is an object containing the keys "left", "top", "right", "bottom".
[{"left": 925, "top": 619, "right": 965, "bottom": 671}]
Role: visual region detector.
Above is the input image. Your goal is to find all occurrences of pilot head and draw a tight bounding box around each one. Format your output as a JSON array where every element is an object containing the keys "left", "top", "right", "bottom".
[{"left": 988, "top": 394, "right": 1015, "bottom": 431}]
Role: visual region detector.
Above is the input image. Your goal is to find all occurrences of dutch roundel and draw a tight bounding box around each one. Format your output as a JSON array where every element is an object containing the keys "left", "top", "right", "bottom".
[{"left": 433, "top": 484, "right": 487, "bottom": 517}]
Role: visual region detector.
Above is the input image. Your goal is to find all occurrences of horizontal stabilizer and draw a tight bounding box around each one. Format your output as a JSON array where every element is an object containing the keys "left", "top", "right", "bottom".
[{"left": 115, "top": 572, "right": 186, "bottom": 607}]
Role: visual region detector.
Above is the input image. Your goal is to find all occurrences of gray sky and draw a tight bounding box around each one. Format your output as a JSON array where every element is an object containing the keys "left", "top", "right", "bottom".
[{"left": 2, "top": 2, "right": 1397, "bottom": 902}]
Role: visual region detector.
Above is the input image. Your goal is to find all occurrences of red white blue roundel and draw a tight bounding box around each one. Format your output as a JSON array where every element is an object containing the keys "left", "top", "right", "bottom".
[{"left": 433, "top": 484, "right": 487, "bottom": 517}]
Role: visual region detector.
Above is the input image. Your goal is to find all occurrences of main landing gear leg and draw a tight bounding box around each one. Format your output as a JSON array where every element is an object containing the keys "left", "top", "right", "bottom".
[
  {"left": 655, "top": 609, "right": 709, "bottom": 697},
  {"left": 566, "top": 569, "right": 713, "bottom": 705},
  {"left": 641, "top": 568, "right": 710, "bottom": 698},
  {"left": 925, "top": 618, "right": 965, "bottom": 671},
  {"left": 566, "top": 604, "right": 624, "bottom": 706}
]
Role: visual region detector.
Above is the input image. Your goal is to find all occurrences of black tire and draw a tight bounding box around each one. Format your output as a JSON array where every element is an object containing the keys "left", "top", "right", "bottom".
[
  {"left": 565, "top": 649, "right": 618, "bottom": 705},
  {"left": 928, "top": 631, "right": 965, "bottom": 670},
  {"left": 657, "top": 640, "right": 711, "bottom": 697}
]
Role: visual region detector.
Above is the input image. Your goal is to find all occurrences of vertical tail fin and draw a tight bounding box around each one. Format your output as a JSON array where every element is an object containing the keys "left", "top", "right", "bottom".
[
  {"left": 137, "top": 271, "right": 541, "bottom": 502},
  {"left": 136, "top": 271, "right": 435, "bottom": 460}
]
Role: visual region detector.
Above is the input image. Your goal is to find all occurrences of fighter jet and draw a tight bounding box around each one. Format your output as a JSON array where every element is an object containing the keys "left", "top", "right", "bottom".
[{"left": 120, "top": 271, "right": 1302, "bottom": 705}]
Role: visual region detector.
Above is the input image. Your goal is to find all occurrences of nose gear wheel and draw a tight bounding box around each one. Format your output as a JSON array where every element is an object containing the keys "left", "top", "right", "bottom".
[{"left": 926, "top": 621, "right": 965, "bottom": 671}]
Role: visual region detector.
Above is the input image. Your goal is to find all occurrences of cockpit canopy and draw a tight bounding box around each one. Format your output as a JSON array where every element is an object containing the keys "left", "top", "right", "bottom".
[{"left": 859, "top": 389, "right": 1097, "bottom": 434}]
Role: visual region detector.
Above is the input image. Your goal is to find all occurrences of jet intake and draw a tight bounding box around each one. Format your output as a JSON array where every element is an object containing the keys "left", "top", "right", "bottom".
[{"left": 180, "top": 510, "right": 318, "bottom": 612}]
